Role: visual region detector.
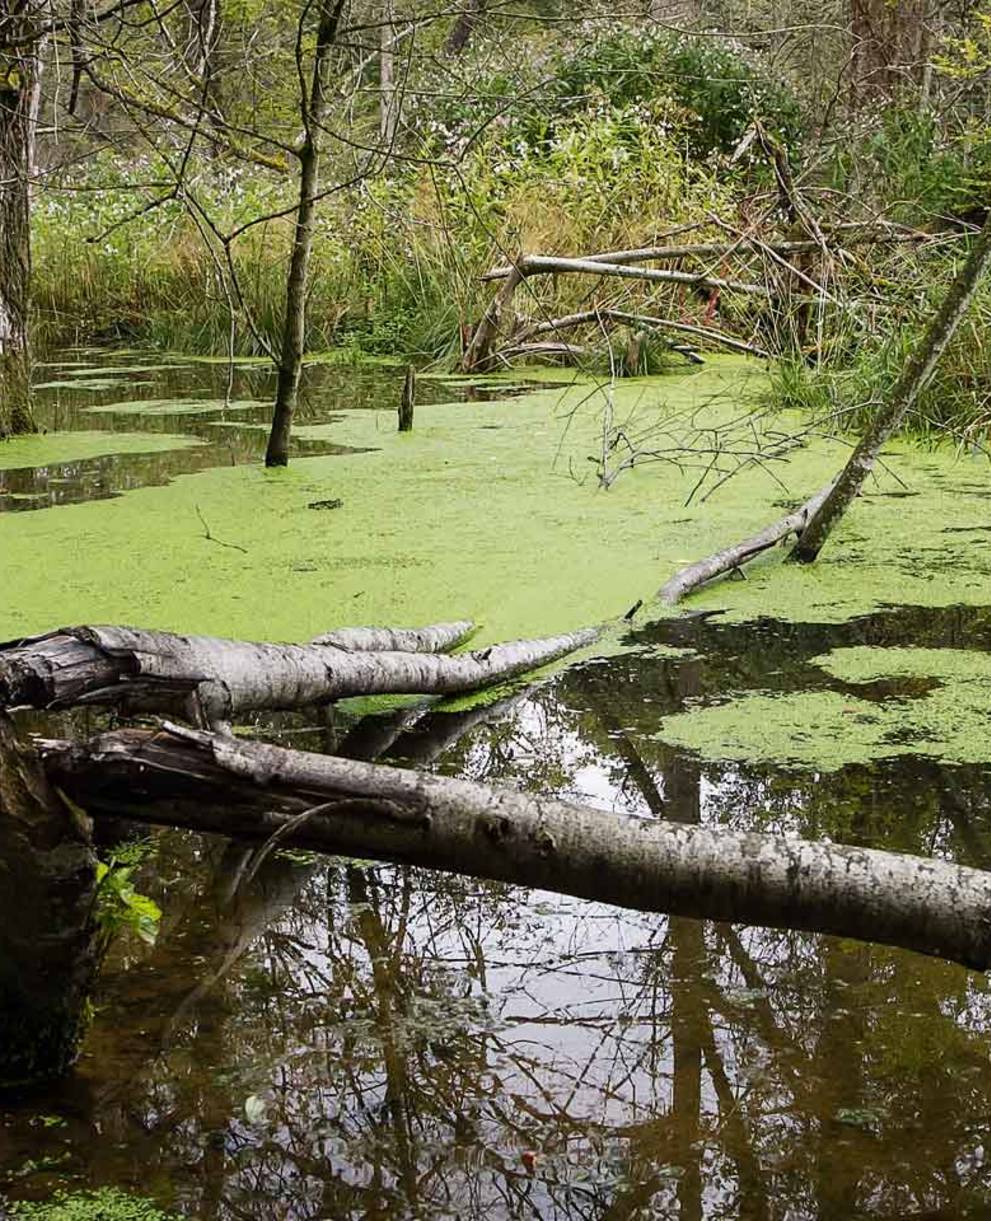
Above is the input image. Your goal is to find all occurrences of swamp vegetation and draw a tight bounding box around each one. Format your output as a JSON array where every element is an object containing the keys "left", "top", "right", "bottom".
[{"left": 6, "top": 1, "right": 991, "bottom": 1218}]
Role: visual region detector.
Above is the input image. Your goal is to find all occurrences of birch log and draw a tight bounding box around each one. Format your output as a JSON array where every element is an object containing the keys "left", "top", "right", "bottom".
[
  {"left": 0, "top": 624, "right": 598, "bottom": 722},
  {"left": 40, "top": 723, "right": 991, "bottom": 971}
]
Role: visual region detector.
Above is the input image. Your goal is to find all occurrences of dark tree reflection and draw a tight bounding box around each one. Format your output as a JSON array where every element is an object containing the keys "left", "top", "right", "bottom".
[{"left": 5, "top": 605, "right": 991, "bottom": 1216}]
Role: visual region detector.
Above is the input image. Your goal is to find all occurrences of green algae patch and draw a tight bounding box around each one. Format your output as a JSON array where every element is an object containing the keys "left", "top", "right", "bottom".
[
  {"left": 0, "top": 431, "right": 203, "bottom": 471},
  {"left": 657, "top": 646, "right": 991, "bottom": 770},
  {"left": 83, "top": 399, "right": 265, "bottom": 416},
  {"left": 3, "top": 357, "right": 991, "bottom": 649}
]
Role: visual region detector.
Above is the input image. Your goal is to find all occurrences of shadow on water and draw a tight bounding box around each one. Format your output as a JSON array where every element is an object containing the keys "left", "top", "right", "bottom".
[
  {"left": 0, "top": 354, "right": 534, "bottom": 512},
  {"left": 4, "top": 602, "right": 991, "bottom": 1216}
]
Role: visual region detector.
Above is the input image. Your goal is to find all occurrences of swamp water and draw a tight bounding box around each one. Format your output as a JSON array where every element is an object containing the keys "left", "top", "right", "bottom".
[{"left": 2, "top": 353, "right": 991, "bottom": 1218}]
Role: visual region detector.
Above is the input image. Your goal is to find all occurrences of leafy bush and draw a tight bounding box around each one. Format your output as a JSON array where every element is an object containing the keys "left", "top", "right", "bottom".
[{"left": 6, "top": 1187, "right": 178, "bottom": 1220}]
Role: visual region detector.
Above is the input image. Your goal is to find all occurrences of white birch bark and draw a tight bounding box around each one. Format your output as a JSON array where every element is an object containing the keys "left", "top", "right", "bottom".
[
  {"left": 0, "top": 623, "right": 598, "bottom": 721},
  {"left": 41, "top": 723, "right": 991, "bottom": 971}
]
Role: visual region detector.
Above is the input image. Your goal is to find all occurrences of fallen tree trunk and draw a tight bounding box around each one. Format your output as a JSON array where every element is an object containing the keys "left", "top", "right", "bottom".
[
  {"left": 510, "top": 308, "right": 769, "bottom": 358},
  {"left": 309, "top": 621, "right": 473, "bottom": 652},
  {"left": 0, "top": 624, "right": 597, "bottom": 723},
  {"left": 791, "top": 211, "right": 991, "bottom": 563},
  {"left": 40, "top": 723, "right": 991, "bottom": 971},
  {"left": 480, "top": 228, "right": 943, "bottom": 280},
  {"left": 494, "top": 254, "right": 770, "bottom": 298},
  {"left": 658, "top": 482, "right": 834, "bottom": 605}
]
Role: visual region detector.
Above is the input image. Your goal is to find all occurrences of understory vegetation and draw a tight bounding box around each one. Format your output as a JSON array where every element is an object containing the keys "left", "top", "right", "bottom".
[{"left": 29, "top": 13, "right": 991, "bottom": 440}]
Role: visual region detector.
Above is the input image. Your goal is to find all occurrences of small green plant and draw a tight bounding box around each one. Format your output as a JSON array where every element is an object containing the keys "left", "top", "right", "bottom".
[
  {"left": 5, "top": 1187, "right": 178, "bottom": 1220},
  {"left": 92, "top": 841, "right": 162, "bottom": 950}
]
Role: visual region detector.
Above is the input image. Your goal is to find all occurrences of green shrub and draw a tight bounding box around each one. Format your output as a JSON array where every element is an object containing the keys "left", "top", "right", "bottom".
[{"left": 6, "top": 1187, "right": 179, "bottom": 1220}]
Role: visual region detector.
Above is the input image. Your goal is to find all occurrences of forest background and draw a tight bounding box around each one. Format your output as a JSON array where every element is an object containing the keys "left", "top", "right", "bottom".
[{"left": 6, "top": 0, "right": 991, "bottom": 449}]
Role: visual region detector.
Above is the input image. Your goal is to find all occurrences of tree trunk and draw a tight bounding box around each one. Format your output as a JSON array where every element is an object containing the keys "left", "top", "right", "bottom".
[
  {"left": 0, "top": 713, "right": 98, "bottom": 1088},
  {"left": 460, "top": 265, "right": 523, "bottom": 372},
  {"left": 0, "top": 623, "right": 598, "bottom": 723},
  {"left": 850, "top": 0, "right": 929, "bottom": 103},
  {"left": 791, "top": 212, "right": 991, "bottom": 563},
  {"left": 445, "top": 0, "right": 485, "bottom": 55},
  {"left": 40, "top": 723, "right": 991, "bottom": 971},
  {"left": 379, "top": 0, "right": 397, "bottom": 147},
  {"left": 265, "top": 0, "right": 346, "bottom": 467},
  {"left": 0, "top": 21, "right": 42, "bottom": 439}
]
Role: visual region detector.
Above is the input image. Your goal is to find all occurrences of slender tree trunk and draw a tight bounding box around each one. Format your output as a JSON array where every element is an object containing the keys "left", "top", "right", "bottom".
[
  {"left": 39, "top": 723, "right": 991, "bottom": 971},
  {"left": 792, "top": 213, "right": 991, "bottom": 563},
  {"left": 265, "top": 0, "right": 346, "bottom": 467},
  {"left": 0, "top": 713, "right": 98, "bottom": 1088},
  {"left": 379, "top": 0, "right": 397, "bottom": 147},
  {"left": 0, "top": 18, "right": 43, "bottom": 439},
  {"left": 444, "top": 0, "right": 485, "bottom": 55}
]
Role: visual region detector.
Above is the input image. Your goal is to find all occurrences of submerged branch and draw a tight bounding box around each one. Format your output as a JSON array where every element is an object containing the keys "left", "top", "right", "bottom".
[{"left": 657, "top": 481, "right": 835, "bottom": 605}]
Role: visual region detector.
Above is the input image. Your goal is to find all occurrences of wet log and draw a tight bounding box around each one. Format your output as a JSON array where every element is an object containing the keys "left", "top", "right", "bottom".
[
  {"left": 0, "top": 712, "right": 98, "bottom": 1088},
  {"left": 398, "top": 365, "right": 415, "bottom": 432},
  {"left": 0, "top": 623, "right": 598, "bottom": 724},
  {"left": 40, "top": 723, "right": 991, "bottom": 971},
  {"left": 658, "top": 483, "right": 834, "bottom": 604}
]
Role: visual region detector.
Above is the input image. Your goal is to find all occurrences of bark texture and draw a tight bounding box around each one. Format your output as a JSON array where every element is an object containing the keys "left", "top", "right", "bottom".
[
  {"left": 265, "top": 0, "right": 346, "bottom": 466},
  {"left": 0, "top": 13, "right": 42, "bottom": 438},
  {"left": 41, "top": 724, "right": 991, "bottom": 971},
  {"left": 792, "top": 213, "right": 991, "bottom": 563},
  {"left": 0, "top": 712, "right": 98, "bottom": 1088},
  {"left": 0, "top": 623, "right": 597, "bottom": 722},
  {"left": 309, "top": 620, "right": 474, "bottom": 652}
]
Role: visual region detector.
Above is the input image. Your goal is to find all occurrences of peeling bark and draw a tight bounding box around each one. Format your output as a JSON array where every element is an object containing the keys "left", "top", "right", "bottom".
[
  {"left": 40, "top": 724, "right": 991, "bottom": 971},
  {"left": 0, "top": 623, "right": 598, "bottom": 722}
]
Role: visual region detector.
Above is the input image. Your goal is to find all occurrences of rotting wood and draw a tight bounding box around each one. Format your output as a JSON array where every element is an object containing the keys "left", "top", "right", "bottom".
[
  {"left": 398, "top": 364, "right": 415, "bottom": 432},
  {"left": 38, "top": 722, "right": 991, "bottom": 972},
  {"left": 0, "top": 712, "right": 98, "bottom": 1088},
  {"left": 0, "top": 623, "right": 599, "bottom": 724}
]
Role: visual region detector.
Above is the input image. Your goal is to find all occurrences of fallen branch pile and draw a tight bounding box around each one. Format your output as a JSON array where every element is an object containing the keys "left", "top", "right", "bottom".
[{"left": 462, "top": 224, "right": 954, "bottom": 373}]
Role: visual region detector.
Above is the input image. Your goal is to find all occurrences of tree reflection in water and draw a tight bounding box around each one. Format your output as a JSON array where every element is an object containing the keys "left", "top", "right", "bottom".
[{"left": 4, "top": 604, "right": 991, "bottom": 1218}]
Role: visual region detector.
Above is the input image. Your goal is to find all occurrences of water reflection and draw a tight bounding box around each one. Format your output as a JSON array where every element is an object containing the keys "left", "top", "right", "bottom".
[
  {"left": 4, "top": 606, "right": 991, "bottom": 1216},
  {"left": 0, "top": 356, "right": 527, "bottom": 512}
]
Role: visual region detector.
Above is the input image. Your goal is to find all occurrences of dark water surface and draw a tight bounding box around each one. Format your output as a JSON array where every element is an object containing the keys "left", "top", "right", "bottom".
[
  {"left": 2, "top": 357, "right": 991, "bottom": 1219},
  {"left": 0, "top": 353, "right": 523, "bottom": 512}
]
